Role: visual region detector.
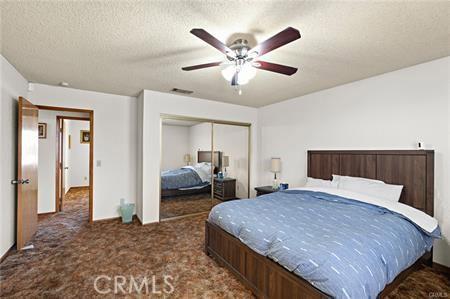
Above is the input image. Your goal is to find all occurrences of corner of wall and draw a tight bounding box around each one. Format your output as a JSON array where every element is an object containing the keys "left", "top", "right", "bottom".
[{"left": 135, "top": 91, "right": 144, "bottom": 222}]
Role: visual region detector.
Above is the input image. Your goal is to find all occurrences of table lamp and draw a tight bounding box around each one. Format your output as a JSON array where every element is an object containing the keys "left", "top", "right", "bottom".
[
  {"left": 184, "top": 154, "right": 191, "bottom": 166},
  {"left": 271, "top": 157, "right": 281, "bottom": 190},
  {"left": 222, "top": 156, "right": 229, "bottom": 178}
]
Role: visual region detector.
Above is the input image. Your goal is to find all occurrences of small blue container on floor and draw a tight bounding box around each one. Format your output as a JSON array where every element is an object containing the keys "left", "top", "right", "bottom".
[{"left": 119, "top": 199, "right": 135, "bottom": 223}]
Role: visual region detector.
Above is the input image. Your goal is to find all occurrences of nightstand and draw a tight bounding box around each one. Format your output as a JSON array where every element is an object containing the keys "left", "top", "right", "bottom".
[
  {"left": 254, "top": 185, "right": 278, "bottom": 197},
  {"left": 214, "top": 178, "right": 236, "bottom": 201}
]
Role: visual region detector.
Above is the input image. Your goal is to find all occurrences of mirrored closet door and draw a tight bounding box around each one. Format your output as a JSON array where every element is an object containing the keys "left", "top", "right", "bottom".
[
  {"left": 213, "top": 123, "right": 250, "bottom": 202},
  {"left": 160, "top": 118, "right": 213, "bottom": 220},
  {"left": 160, "top": 115, "right": 250, "bottom": 221}
]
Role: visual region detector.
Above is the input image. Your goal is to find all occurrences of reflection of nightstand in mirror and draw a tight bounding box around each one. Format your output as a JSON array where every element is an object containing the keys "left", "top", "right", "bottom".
[
  {"left": 214, "top": 178, "right": 236, "bottom": 201},
  {"left": 254, "top": 186, "right": 278, "bottom": 197}
]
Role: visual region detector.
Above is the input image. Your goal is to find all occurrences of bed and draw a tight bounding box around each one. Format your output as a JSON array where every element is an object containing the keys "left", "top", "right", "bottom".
[
  {"left": 205, "top": 150, "right": 438, "bottom": 298},
  {"left": 161, "top": 151, "right": 222, "bottom": 198}
]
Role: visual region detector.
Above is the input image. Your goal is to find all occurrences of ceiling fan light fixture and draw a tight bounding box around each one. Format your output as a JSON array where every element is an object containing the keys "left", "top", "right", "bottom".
[
  {"left": 182, "top": 27, "right": 300, "bottom": 88},
  {"left": 247, "top": 51, "right": 259, "bottom": 60},
  {"left": 221, "top": 65, "right": 236, "bottom": 82},
  {"left": 221, "top": 63, "right": 256, "bottom": 85}
]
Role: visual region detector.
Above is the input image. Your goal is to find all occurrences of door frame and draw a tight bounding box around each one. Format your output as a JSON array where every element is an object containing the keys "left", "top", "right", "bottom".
[
  {"left": 37, "top": 105, "right": 94, "bottom": 223},
  {"left": 56, "top": 115, "right": 90, "bottom": 212}
]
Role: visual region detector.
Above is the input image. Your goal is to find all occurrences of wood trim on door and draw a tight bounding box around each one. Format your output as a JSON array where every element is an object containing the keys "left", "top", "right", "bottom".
[{"left": 37, "top": 105, "right": 94, "bottom": 223}]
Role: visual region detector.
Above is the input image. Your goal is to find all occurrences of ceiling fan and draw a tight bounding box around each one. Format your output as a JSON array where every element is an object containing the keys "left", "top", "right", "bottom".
[{"left": 182, "top": 27, "right": 301, "bottom": 91}]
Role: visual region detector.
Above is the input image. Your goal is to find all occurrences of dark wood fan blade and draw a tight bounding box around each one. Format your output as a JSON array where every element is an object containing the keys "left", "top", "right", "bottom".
[
  {"left": 253, "top": 61, "right": 298, "bottom": 76},
  {"left": 190, "top": 29, "right": 232, "bottom": 55},
  {"left": 250, "top": 27, "right": 301, "bottom": 57},
  {"left": 182, "top": 61, "right": 222, "bottom": 71}
]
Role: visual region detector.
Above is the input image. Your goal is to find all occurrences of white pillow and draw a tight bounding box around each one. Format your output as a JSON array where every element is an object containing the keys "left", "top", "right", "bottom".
[
  {"left": 334, "top": 175, "right": 403, "bottom": 202},
  {"left": 305, "top": 177, "right": 338, "bottom": 188},
  {"left": 332, "top": 174, "right": 383, "bottom": 186}
]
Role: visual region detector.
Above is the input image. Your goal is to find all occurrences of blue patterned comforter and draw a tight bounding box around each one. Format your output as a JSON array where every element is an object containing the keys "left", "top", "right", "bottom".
[
  {"left": 208, "top": 190, "right": 439, "bottom": 299},
  {"left": 161, "top": 168, "right": 203, "bottom": 190}
]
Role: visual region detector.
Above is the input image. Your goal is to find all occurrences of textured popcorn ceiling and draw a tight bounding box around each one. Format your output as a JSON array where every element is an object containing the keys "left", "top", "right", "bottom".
[{"left": 1, "top": 1, "right": 449, "bottom": 107}]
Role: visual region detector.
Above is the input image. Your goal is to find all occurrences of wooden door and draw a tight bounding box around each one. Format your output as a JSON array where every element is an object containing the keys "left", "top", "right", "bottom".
[{"left": 16, "top": 97, "right": 39, "bottom": 250}]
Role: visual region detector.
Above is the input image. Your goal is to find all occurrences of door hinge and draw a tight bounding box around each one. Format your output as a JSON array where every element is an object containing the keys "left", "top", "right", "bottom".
[{"left": 11, "top": 179, "right": 30, "bottom": 184}]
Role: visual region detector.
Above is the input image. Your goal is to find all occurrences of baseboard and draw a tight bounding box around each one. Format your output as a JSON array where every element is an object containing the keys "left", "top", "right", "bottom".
[
  {"left": 38, "top": 211, "right": 56, "bottom": 216},
  {"left": 92, "top": 216, "right": 121, "bottom": 223},
  {"left": 0, "top": 244, "right": 16, "bottom": 264},
  {"left": 433, "top": 262, "right": 450, "bottom": 275}
]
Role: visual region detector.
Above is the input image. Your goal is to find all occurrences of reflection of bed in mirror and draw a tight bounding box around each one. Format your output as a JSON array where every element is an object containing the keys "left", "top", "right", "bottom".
[{"left": 161, "top": 151, "right": 222, "bottom": 198}]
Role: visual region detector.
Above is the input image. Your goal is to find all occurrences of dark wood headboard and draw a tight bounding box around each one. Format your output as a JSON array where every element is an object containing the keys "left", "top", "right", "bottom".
[
  {"left": 307, "top": 150, "right": 434, "bottom": 216},
  {"left": 197, "top": 150, "right": 222, "bottom": 174}
]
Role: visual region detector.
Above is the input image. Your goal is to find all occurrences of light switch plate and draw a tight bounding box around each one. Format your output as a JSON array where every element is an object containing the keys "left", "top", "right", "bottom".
[{"left": 96, "top": 160, "right": 101, "bottom": 167}]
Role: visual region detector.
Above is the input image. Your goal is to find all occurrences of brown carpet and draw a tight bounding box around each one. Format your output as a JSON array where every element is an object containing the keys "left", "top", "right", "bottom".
[
  {"left": 160, "top": 193, "right": 222, "bottom": 219},
  {"left": 0, "top": 189, "right": 448, "bottom": 298}
]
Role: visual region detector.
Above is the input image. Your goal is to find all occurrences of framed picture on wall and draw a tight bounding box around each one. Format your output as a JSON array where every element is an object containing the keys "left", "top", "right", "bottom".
[
  {"left": 38, "top": 123, "right": 47, "bottom": 139},
  {"left": 80, "top": 130, "right": 90, "bottom": 144}
]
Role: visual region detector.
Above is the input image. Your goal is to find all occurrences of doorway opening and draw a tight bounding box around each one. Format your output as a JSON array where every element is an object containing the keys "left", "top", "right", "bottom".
[
  {"left": 56, "top": 116, "right": 90, "bottom": 213},
  {"left": 37, "top": 105, "right": 94, "bottom": 223}
]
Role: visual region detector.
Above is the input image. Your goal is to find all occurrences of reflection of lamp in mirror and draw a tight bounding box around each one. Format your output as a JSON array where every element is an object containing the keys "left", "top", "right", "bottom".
[
  {"left": 271, "top": 158, "right": 281, "bottom": 190},
  {"left": 184, "top": 154, "right": 191, "bottom": 166},
  {"left": 222, "top": 156, "right": 230, "bottom": 178}
]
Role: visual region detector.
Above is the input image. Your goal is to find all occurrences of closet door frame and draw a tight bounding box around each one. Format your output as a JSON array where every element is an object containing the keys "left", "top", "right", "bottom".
[{"left": 159, "top": 114, "right": 251, "bottom": 221}]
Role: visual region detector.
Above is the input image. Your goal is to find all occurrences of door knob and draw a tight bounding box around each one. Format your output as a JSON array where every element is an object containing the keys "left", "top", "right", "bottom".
[
  {"left": 11, "top": 179, "right": 30, "bottom": 184},
  {"left": 64, "top": 167, "right": 69, "bottom": 170}
]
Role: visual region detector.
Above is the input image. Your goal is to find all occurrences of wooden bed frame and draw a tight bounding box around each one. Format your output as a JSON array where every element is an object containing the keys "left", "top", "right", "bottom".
[
  {"left": 161, "top": 150, "right": 222, "bottom": 198},
  {"left": 205, "top": 150, "right": 434, "bottom": 298}
]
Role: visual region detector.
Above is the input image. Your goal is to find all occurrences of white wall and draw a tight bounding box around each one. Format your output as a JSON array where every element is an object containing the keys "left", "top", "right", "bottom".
[
  {"left": 258, "top": 57, "right": 450, "bottom": 266},
  {"left": 139, "top": 90, "right": 259, "bottom": 224},
  {"left": 189, "top": 122, "right": 212, "bottom": 164},
  {"left": 0, "top": 55, "right": 28, "bottom": 257},
  {"left": 29, "top": 84, "right": 138, "bottom": 221},
  {"left": 65, "top": 119, "right": 90, "bottom": 188},
  {"left": 37, "top": 110, "right": 89, "bottom": 214},
  {"left": 161, "top": 125, "right": 190, "bottom": 171}
]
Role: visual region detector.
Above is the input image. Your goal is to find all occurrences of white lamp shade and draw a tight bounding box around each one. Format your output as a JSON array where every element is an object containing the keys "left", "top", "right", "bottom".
[
  {"left": 222, "top": 156, "right": 230, "bottom": 167},
  {"left": 184, "top": 154, "right": 191, "bottom": 163},
  {"left": 271, "top": 158, "right": 281, "bottom": 172},
  {"left": 221, "top": 63, "right": 256, "bottom": 85}
]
